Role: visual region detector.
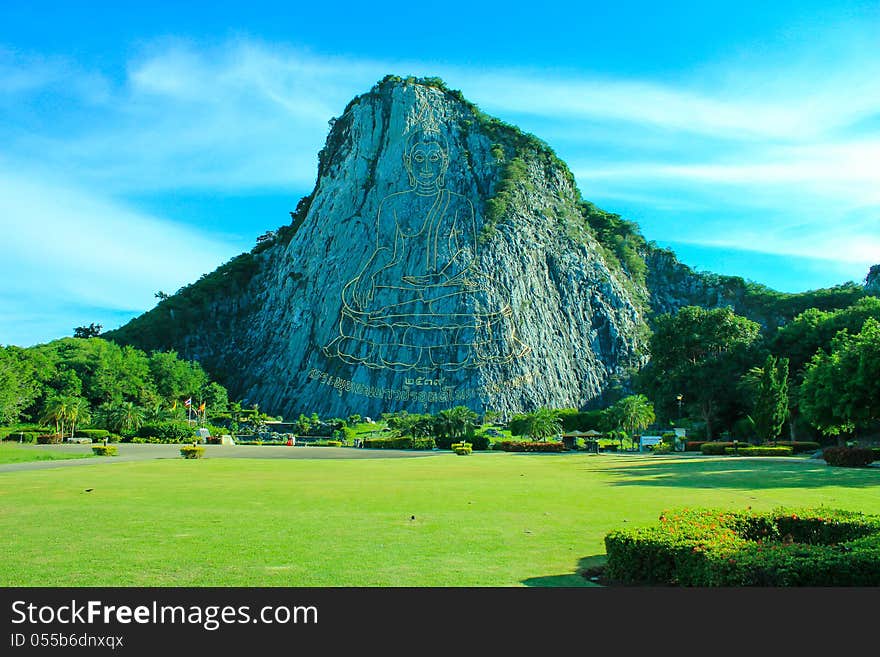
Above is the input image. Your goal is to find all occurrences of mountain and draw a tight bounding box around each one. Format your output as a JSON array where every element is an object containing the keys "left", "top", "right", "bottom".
[
  {"left": 866, "top": 265, "right": 880, "bottom": 295},
  {"left": 104, "top": 76, "right": 870, "bottom": 418}
]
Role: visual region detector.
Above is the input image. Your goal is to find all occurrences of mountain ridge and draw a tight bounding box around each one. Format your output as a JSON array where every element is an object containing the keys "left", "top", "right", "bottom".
[{"left": 104, "top": 75, "right": 873, "bottom": 417}]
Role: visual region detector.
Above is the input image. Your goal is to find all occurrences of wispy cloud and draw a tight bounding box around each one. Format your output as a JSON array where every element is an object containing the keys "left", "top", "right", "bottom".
[
  {"left": 1, "top": 33, "right": 878, "bottom": 345},
  {"left": 0, "top": 163, "right": 239, "bottom": 322}
]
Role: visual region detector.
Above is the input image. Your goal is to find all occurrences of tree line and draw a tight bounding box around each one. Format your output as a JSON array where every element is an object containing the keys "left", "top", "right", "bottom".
[
  {"left": 636, "top": 296, "right": 880, "bottom": 444},
  {"left": 0, "top": 337, "right": 231, "bottom": 438}
]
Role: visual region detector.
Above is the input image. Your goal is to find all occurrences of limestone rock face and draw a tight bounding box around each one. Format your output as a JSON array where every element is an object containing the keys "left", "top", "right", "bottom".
[
  {"left": 109, "top": 78, "right": 650, "bottom": 418},
  {"left": 866, "top": 265, "right": 880, "bottom": 295}
]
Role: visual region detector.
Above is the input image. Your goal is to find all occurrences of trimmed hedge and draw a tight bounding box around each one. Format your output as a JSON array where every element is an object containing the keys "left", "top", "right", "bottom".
[
  {"left": 362, "top": 436, "right": 437, "bottom": 450},
  {"left": 180, "top": 445, "right": 205, "bottom": 459},
  {"left": 725, "top": 446, "right": 793, "bottom": 456},
  {"left": 2, "top": 431, "right": 40, "bottom": 443},
  {"left": 604, "top": 507, "right": 880, "bottom": 586},
  {"left": 498, "top": 441, "right": 566, "bottom": 453},
  {"left": 822, "top": 447, "right": 876, "bottom": 468},
  {"left": 700, "top": 442, "right": 745, "bottom": 455},
  {"left": 76, "top": 429, "right": 111, "bottom": 439},
  {"left": 764, "top": 441, "right": 821, "bottom": 454},
  {"left": 362, "top": 437, "right": 412, "bottom": 449},
  {"left": 434, "top": 433, "right": 488, "bottom": 450},
  {"left": 91, "top": 445, "right": 118, "bottom": 456},
  {"left": 685, "top": 441, "right": 708, "bottom": 452},
  {"left": 451, "top": 441, "right": 472, "bottom": 455},
  {"left": 137, "top": 421, "right": 196, "bottom": 443},
  {"left": 37, "top": 434, "right": 63, "bottom": 444}
]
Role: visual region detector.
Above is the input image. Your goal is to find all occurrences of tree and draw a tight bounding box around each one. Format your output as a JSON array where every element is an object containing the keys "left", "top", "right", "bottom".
[
  {"left": 148, "top": 351, "right": 208, "bottom": 401},
  {"left": 801, "top": 318, "right": 880, "bottom": 443},
  {"left": 741, "top": 355, "right": 789, "bottom": 443},
  {"left": 608, "top": 395, "right": 655, "bottom": 448},
  {"left": 638, "top": 306, "right": 763, "bottom": 439},
  {"left": 434, "top": 406, "right": 479, "bottom": 444},
  {"left": 155, "top": 291, "right": 170, "bottom": 301},
  {"left": 73, "top": 323, "right": 103, "bottom": 338},
  {"left": 394, "top": 412, "right": 433, "bottom": 441},
  {"left": 105, "top": 401, "right": 145, "bottom": 436},
  {"left": 771, "top": 297, "right": 880, "bottom": 438},
  {"left": 525, "top": 407, "right": 563, "bottom": 441},
  {"left": 41, "top": 395, "right": 73, "bottom": 438},
  {"left": 201, "top": 382, "right": 229, "bottom": 414},
  {"left": 65, "top": 397, "right": 91, "bottom": 440},
  {"left": 0, "top": 347, "right": 39, "bottom": 424}
]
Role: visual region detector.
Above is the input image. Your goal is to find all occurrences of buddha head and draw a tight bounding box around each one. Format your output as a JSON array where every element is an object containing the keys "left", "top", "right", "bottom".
[{"left": 404, "top": 128, "right": 449, "bottom": 191}]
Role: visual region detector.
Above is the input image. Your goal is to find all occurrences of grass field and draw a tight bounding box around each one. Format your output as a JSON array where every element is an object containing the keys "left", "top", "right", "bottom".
[
  {"left": 1, "top": 451, "right": 878, "bottom": 586},
  {"left": 0, "top": 443, "right": 95, "bottom": 465}
]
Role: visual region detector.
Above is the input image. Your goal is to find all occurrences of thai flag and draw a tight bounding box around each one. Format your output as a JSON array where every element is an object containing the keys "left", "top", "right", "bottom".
[{"left": 184, "top": 398, "right": 192, "bottom": 407}]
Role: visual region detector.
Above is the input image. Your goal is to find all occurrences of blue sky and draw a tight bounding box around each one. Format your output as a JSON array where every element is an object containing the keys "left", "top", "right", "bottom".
[{"left": 1, "top": 1, "right": 878, "bottom": 347}]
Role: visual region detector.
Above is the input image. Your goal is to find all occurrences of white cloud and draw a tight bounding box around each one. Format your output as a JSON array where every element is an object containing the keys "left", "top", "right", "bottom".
[
  {"left": 0, "top": 166, "right": 240, "bottom": 317},
  {"left": 1, "top": 34, "right": 878, "bottom": 348}
]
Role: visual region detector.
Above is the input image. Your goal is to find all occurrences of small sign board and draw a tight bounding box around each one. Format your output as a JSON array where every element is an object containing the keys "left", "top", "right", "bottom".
[{"left": 639, "top": 435, "right": 663, "bottom": 452}]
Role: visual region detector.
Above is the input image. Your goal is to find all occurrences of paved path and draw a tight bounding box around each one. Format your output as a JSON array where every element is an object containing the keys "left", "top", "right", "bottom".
[{"left": 0, "top": 443, "right": 435, "bottom": 474}]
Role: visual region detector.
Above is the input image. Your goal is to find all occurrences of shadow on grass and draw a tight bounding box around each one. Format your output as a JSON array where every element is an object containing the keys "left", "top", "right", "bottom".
[
  {"left": 596, "top": 457, "right": 880, "bottom": 490},
  {"left": 522, "top": 555, "right": 606, "bottom": 587}
]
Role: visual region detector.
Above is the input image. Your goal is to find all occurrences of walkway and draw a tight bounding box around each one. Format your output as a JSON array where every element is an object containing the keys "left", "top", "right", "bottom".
[{"left": 0, "top": 443, "right": 435, "bottom": 473}]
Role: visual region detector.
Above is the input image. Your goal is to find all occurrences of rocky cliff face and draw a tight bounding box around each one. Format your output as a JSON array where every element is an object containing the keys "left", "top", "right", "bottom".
[
  {"left": 866, "top": 265, "right": 880, "bottom": 295},
  {"left": 107, "top": 77, "right": 650, "bottom": 418}
]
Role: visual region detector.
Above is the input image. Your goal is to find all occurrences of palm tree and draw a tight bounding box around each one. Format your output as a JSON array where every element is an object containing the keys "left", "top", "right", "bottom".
[
  {"left": 526, "top": 407, "right": 563, "bottom": 441},
  {"left": 610, "top": 395, "right": 656, "bottom": 449},
  {"left": 435, "top": 406, "right": 479, "bottom": 444},
  {"left": 65, "top": 397, "right": 91, "bottom": 441},
  {"left": 41, "top": 396, "right": 72, "bottom": 440},
  {"left": 144, "top": 403, "right": 167, "bottom": 424},
  {"left": 109, "top": 401, "right": 145, "bottom": 436}
]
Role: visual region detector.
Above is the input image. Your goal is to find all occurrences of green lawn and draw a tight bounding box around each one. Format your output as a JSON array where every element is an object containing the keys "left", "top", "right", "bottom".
[
  {"left": 0, "top": 443, "right": 95, "bottom": 464},
  {"left": 0, "top": 452, "right": 878, "bottom": 586}
]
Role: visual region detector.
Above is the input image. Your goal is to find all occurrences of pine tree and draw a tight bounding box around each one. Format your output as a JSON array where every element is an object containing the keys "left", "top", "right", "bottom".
[{"left": 752, "top": 355, "right": 789, "bottom": 442}]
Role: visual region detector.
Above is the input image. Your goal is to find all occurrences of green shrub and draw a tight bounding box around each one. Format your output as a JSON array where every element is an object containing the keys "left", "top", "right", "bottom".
[
  {"left": 91, "top": 445, "right": 118, "bottom": 456},
  {"left": 2, "top": 431, "right": 40, "bottom": 443},
  {"left": 307, "top": 439, "right": 342, "bottom": 447},
  {"left": 822, "top": 446, "right": 876, "bottom": 467},
  {"left": 362, "top": 437, "right": 410, "bottom": 449},
  {"left": 765, "top": 441, "right": 821, "bottom": 454},
  {"left": 469, "top": 433, "right": 490, "bottom": 450},
  {"left": 180, "top": 445, "right": 205, "bottom": 459},
  {"left": 652, "top": 442, "right": 673, "bottom": 454},
  {"left": 451, "top": 441, "right": 472, "bottom": 455},
  {"left": 37, "top": 433, "right": 63, "bottom": 444},
  {"left": 604, "top": 508, "right": 880, "bottom": 586},
  {"left": 685, "top": 441, "right": 707, "bottom": 452},
  {"left": 138, "top": 421, "right": 196, "bottom": 443},
  {"left": 412, "top": 437, "right": 436, "bottom": 450},
  {"left": 76, "top": 429, "right": 111, "bottom": 439},
  {"left": 498, "top": 441, "right": 566, "bottom": 452},
  {"left": 725, "top": 446, "right": 794, "bottom": 456},
  {"left": 700, "top": 442, "right": 744, "bottom": 455}
]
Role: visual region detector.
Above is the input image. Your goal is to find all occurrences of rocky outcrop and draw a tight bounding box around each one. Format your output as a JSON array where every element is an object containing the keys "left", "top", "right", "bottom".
[
  {"left": 866, "top": 265, "right": 880, "bottom": 295},
  {"left": 107, "top": 77, "right": 650, "bottom": 418}
]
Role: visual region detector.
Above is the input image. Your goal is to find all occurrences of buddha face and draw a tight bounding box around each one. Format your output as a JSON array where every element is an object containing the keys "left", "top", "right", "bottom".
[{"left": 405, "top": 133, "right": 448, "bottom": 189}]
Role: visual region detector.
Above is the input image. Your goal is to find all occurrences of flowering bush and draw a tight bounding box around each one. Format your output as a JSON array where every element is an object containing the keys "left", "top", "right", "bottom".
[
  {"left": 604, "top": 507, "right": 880, "bottom": 586},
  {"left": 498, "top": 441, "right": 566, "bottom": 452}
]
